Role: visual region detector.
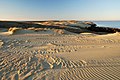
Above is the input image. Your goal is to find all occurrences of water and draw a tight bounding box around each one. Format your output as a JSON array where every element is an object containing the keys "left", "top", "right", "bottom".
[{"left": 93, "top": 21, "right": 120, "bottom": 28}]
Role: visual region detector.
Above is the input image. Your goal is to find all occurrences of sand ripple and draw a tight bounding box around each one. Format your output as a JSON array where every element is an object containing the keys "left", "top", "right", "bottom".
[{"left": 0, "top": 31, "right": 120, "bottom": 80}]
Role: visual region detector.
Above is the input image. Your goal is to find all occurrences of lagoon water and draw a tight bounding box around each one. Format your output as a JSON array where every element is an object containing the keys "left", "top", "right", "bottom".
[{"left": 93, "top": 21, "right": 120, "bottom": 28}]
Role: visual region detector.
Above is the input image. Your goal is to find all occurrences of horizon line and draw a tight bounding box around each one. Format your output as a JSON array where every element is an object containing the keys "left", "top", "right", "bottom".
[{"left": 0, "top": 19, "right": 120, "bottom": 22}]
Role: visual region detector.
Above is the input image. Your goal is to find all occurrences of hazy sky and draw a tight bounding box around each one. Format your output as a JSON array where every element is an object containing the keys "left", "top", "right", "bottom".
[{"left": 0, "top": 0, "right": 120, "bottom": 21}]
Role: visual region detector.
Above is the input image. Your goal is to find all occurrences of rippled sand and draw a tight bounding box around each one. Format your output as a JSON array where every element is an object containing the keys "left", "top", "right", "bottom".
[{"left": 0, "top": 28, "right": 120, "bottom": 80}]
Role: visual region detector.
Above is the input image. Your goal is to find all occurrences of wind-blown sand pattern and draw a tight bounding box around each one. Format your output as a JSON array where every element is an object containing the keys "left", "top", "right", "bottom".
[{"left": 0, "top": 21, "right": 120, "bottom": 80}]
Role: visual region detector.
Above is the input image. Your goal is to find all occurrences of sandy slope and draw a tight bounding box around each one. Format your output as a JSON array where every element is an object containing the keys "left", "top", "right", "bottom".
[{"left": 0, "top": 29, "right": 120, "bottom": 80}]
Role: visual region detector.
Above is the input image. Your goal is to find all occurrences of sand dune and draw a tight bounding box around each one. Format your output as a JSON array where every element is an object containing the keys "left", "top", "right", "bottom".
[
  {"left": 0, "top": 28, "right": 72, "bottom": 36},
  {"left": 0, "top": 21, "right": 120, "bottom": 80},
  {"left": 0, "top": 32, "right": 119, "bottom": 80}
]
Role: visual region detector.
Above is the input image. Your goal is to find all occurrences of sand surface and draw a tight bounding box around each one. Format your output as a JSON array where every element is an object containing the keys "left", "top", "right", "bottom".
[{"left": 0, "top": 28, "right": 120, "bottom": 80}]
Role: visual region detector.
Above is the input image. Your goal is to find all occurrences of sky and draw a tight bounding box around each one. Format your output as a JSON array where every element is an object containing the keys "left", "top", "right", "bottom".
[{"left": 0, "top": 0, "right": 120, "bottom": 21}]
